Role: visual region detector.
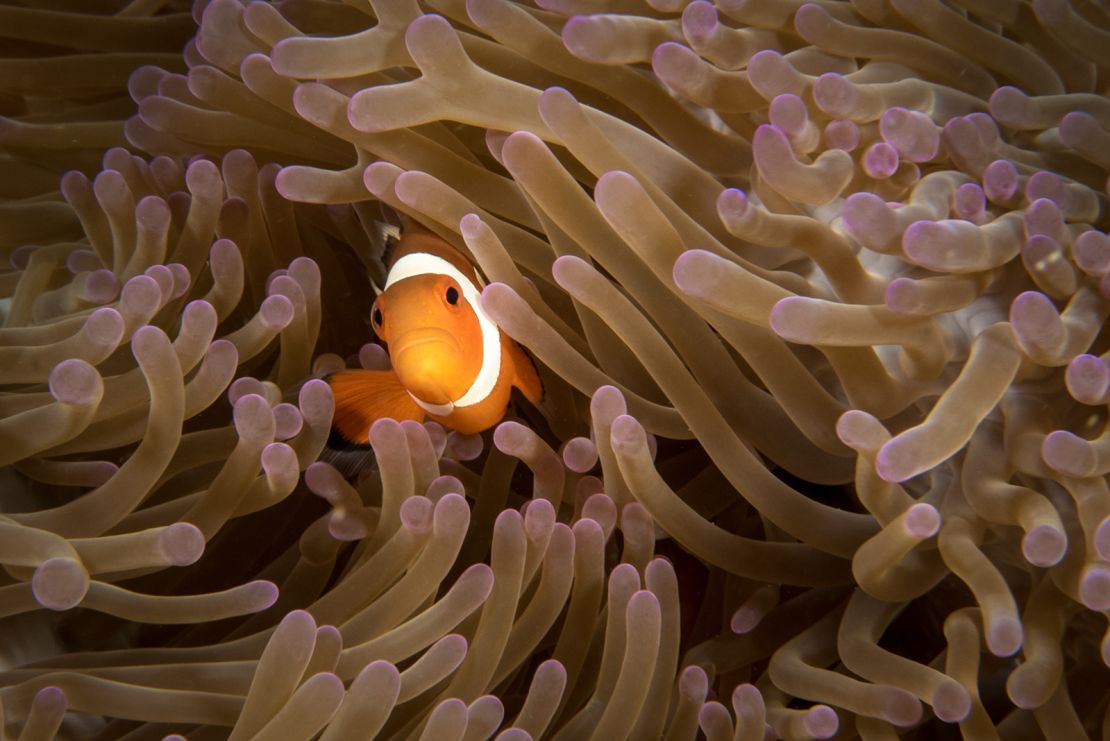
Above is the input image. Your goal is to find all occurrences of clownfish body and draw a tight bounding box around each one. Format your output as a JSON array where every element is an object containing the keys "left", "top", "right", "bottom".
[{"left": 327, "top": 222, "right": 542, "bottom": 444}]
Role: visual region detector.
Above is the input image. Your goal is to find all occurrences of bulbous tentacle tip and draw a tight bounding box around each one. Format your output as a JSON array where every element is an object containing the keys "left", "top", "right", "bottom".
[
  {"left": 32, "top": 558, "right": 89, "bottom": 611},
  {"left": 160, "top": 522, "right": 205, "bottom": 566},
  {"left": 1022, "top": 525, "right": 1067, "bottom": 567}
]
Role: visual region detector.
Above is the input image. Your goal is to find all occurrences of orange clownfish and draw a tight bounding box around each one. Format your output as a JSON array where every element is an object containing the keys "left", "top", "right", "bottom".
[{"left": 327, "top": 222, "right": 543, "bottom": 444}]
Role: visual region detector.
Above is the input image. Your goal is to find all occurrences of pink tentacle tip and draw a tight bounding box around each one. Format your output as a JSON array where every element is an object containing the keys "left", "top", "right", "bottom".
[
  {"left": 884, "top": 277, "right": 922, "bottom": 314},
  {"left": 49, "top": 359, "right": 101, "bottom": 406},
  {"left": 66, "top": 248, "right": 103, "bottom": 274},
  {"left": 160, "top": 522, "right": 205, "bottom": 566},
  {"left": 823, "top": 119, "right": 859, "bottom": 152},
  {"left": 495, "top": 730, "right": 532, "bottom": 741},
  {"left": 400, "top": 495, "right": 435, "bottom": 534},
  {"left": 679, "top": 664, "right": 709, "bottom": 698},
  {"left": 560, "top": 15, "right": 605, "bottom": 61},
  {"left": 184, "top": 157, "right": 221, "bottom": 192},
  {"left": 767, "top": 296, "right": 814, "bottom": 341},
  {"left": 1041, "top": 429, "right": 1095, "bottom": 476},
  {"left": 494, "top": 506, "right": 525, "bottom": 532},
  {"left": 904, "top": 503, "right": 941, "bottom": 539},
  {"left": 92, "top": 168, "right": 130, "bottom": 201},
  {"left": 31, "top": 558, "right": 89, "bottom": 611},
  {"left": 261, "top": 442, "right": 297, "bottom": 479},
  {"left": 242, "top": 580, "right": 279, "bottom": 611},
  {"left": 426, "top": 475, "right": 464, "bottom": 501},
  {"left": 492, "top": 420, "right": 530, "bottom": 455},
  {"left": 1094, "top": 517, "right": 1110, "bottom": 561},
  {"left": 731, "top": 682, "right": 763, "bottom": 711},
  {"left": 459, "top": 212, "right": 484, "bottom": 240},
  {"left": 232, "top": 393, "right": 273, "bottom": 440},
  {"left": 80, "top": 269, "right": 120, "bottom": 303},
  {"left": 628, "top": 588, "right": 661, "bottom": 614},
  {"left": 651, "top": 42, "right": 699, "bottom": 87},
  {"left": 356, "top": 342, "right": 389, "bottom": 371},
  {"left": 841, "top": 192, "right": 894, "bottom": 245},
  {"left": 136, "top": 194, "right": 171, "bottom": 228},
  {"left": 803, "top": 705, "right": 839, "bottom": 738},
  {"left": 880, "top": 107, "right": 940, "bottom": 163},
  {"left": 305, "top": 461, "right": 340, "bottom": 499},
  {"left": 671, "top": 249, "right": 718, "bottom": 295},
  {"left": 953, "top": 183, "right": 987, "bottom": 222},
  {"left": 874, "top": 433, "right": 925, "bottom": 483},
  {"left": 562, "top": 436, "right": 598, "bottom": 473},
  {"left": 129, "top": 323, "right": 169, "bottom": 356},
  {"left": 717, "top": 187, "right": 750, "bottom": 219},
  {"left": 182, "top": 297, "right": 216, "bottom": 327},
  {"left": 86, "top": 461, "right": 119, "bottom": 487},
  {"left": 1023, "top": 198, "right": 1063, "bottom": 238},
  {"left": 1022, "top": 524, "right": 1067, "bottom": 567},
  {"left": 167, "top": 263, "right": 191, "bottom": 298},
  {"left": 589, "top": 384, "right": 627, "bottom": 418},
  {"left": 272, "top": 402, "right": 304, "bottom": 440},
  {"left": 835, "top": 409, "right": 885, "bottom": 449},
  {"left": 983, "top": 159, "right": 1019, "bottom": 203},
  {"left": 863, "top": 141, "right": 899, "bottom": 179},
  {"left": 1074, "top": 230, "right": 1110, "bottom": 274},
  {"left": 769, "top": 94, "right": 809, "bottom": 136},
  {"left": 1025, "top": 171, "right": 1066, "bottom": 206},
  {"left": 1059, "top": 111, "right": 1106, "bottom": 152},
  {"left": 144, "top": 264, "right": 174, "bottom": 301},
  {"left": 209, "top": 236, "right": 239, "bottom": 265},
  {"left": 430, "top": 492, "right": 470, "bottom": 532},
  {"left": 988, "top": 86, "right": 1031, "bottom": 127},
  {"left": 582, "top": 493, "right": 616, "bottom": 534},
  {"left": 902, "top": 219, "right": 960, "bottom": 269},
  {"left": 32, "top": 685, "right": 67, "bottom": 714},
  {"left": 459, "top": 563, "right": 495, "bottom": 601},
  {"left": 445, "top": 432, "right": 483, "bottom": 461},
  {"left": 682, "top": 1, "right": 719, "bottom": 40},
  {"left": 121, "top": 274, "right": 163, "bottom": 316},
  {"left": 609, "top": 414, "right": 645, "bottom": 453},
  {"left": 932, "top": 680, "right": 972, "bottom": 723},
  {"left": 524, "top": 498, "right": 556, "bottom": 540},
  {"left": 729, "top": 605, "right": 762, "bottom": 634},
  {"left": 257, "top": 292, "right": 295, "bottom": 330},
  {"left": 593, "top": 170, "right": 639, "bottom": 209},
  {"left": 1080, "top": 565, "right": 1110, "bottom": 611},
  {"left": 987, "top": 616, "right": 1023, "bottom": 657}
]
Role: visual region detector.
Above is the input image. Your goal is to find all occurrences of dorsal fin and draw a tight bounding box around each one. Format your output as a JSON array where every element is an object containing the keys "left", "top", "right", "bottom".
[{"left": 388, "top": 221, "right": 484, "bottom": 289}]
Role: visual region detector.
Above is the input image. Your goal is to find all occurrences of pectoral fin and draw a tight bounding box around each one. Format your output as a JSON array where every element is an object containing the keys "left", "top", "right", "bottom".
[{"left": 327, "top": 369, "right": 424, "bottom": 444}]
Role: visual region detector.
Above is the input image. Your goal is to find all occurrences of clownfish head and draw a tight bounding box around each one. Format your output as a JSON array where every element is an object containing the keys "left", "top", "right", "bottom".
[
  {"left": 372, "top": 274, "right": 482, "bottom": 408},
  {"left": 371, "top": 226, "right": 501, "bottom": 416}
]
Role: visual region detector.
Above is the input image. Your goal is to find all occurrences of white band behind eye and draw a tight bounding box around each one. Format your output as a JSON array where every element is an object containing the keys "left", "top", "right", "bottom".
[{"left": 385, "top": 252, "right": 500, "bottom": 410}]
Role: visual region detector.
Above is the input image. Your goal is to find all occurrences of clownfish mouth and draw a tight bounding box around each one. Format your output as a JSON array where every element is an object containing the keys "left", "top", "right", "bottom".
[
  {"left": 390, "top": 327, "right": 461, "bottom": 360},
  {"left": 390, "top": 328, "right": 462, "bottom": 407}
]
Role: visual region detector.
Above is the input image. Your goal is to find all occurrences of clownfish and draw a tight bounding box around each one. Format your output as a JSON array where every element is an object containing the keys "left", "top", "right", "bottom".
[{"left": 327, "top": 221, "right": 543, "bottom": 444}]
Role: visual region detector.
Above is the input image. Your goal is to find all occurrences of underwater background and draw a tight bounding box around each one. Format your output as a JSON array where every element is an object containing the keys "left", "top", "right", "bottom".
[{"left": 1, "top": 0, "right": 1110, "bottom": 738}]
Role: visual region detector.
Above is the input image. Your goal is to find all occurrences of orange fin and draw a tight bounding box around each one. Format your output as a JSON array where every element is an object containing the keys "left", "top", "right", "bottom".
[
  {"left": 327, "top": 369, "right": 424, "bottom": 444},
  {"left": 508, "top": 340, "right": 543, "bottom": 405}
]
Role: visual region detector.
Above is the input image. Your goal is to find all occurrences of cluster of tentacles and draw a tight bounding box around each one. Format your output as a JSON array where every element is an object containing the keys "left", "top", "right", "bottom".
[{"left": 1, "top": 0, "right": 1110, "bottom": 739}]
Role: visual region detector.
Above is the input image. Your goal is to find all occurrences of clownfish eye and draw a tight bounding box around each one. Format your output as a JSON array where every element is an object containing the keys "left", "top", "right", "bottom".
[
  {"left": 445, "top": 286, "right": 459, "bottom": 306},
  {"left": 372, "top": 307, "right": 383, "bottom": 326}
]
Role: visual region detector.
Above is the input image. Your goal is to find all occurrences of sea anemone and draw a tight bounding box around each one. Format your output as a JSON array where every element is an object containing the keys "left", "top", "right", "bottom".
[{"left": 2, "top": 0, "right": 1109, "bottom": 738}]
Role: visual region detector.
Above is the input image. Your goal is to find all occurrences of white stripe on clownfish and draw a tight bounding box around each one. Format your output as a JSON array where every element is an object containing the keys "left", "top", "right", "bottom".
[{"left": 383, "top": 250, "right": 501, "bottom": 415}]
